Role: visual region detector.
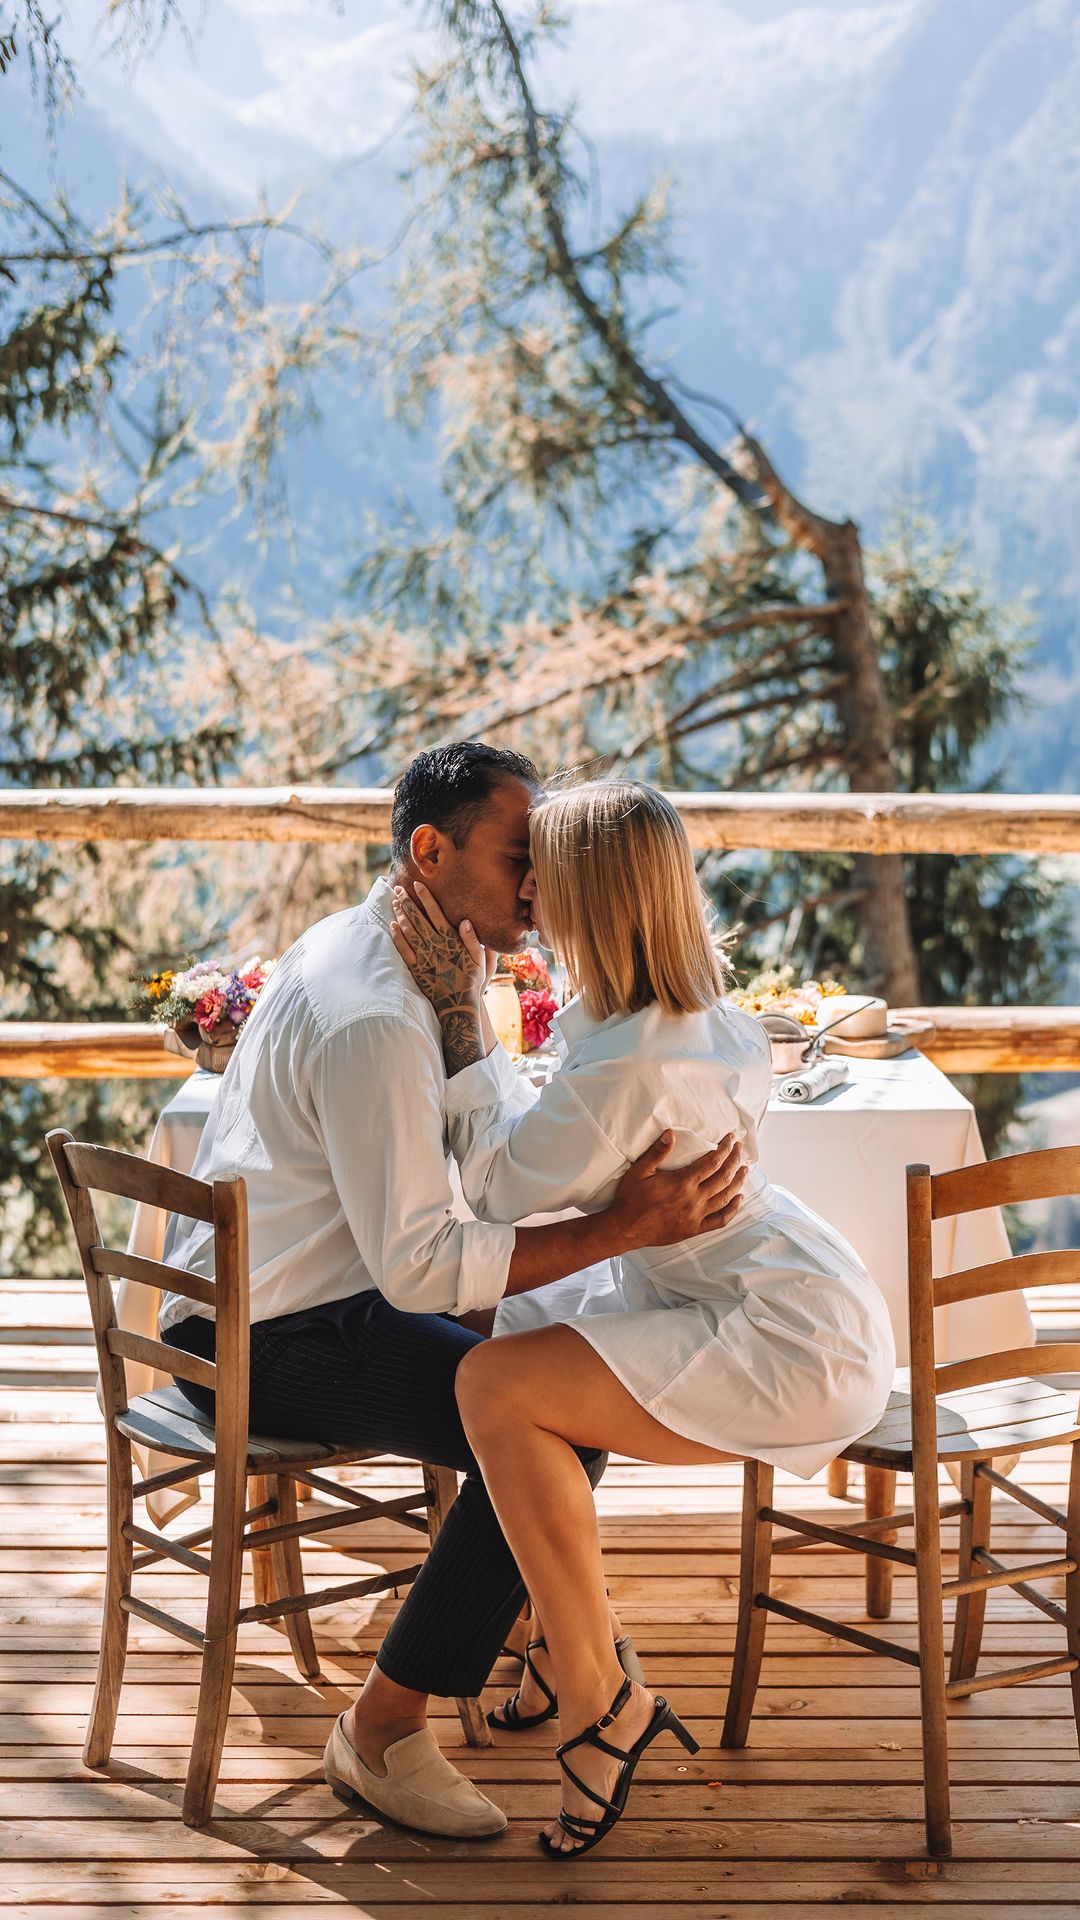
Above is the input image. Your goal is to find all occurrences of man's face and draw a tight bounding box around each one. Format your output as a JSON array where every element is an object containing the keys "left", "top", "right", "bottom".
[{"left": 412, "top": 776, "right": 537, "bottom": 953}]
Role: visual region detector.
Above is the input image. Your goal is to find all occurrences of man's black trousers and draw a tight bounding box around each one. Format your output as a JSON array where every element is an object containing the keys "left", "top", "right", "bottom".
[{"left": 164, "top": 1288, "right": 605, "bottom": 1698}]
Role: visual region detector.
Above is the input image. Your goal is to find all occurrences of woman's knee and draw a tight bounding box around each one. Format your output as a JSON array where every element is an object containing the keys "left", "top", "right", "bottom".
[{"left": 454, "top": 1338, "right": 513, "bottom": 1436}]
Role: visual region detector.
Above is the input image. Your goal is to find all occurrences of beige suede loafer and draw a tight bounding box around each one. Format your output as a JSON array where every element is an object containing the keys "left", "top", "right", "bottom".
[{"left": 323, "top": 1713, "right": 507, "bottom": 1839}]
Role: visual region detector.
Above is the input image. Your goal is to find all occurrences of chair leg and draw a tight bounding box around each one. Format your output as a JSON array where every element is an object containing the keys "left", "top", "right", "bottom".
[
  {"left": 248, "top": 1474, "right": 275, "bottom": 1611},
  {"left": 721, "top": 1460, "right": 774, "bottom": 1749},
  {"left": 949, "top": 1460, "right": 992, "bottom": 1684},
  {"left": 865, "top": 1466, "right": 897, "bottom": 1619},
  {"left": 269, "top": 1474, "right": 322, "bottom": 1683},
  {"left": 423, "top": 1463, "right": 493, "bottom": 1749},
  {"left": 84, "top": 1434, "right": 135, "bottom": 1770},
  {"left": 827, "top": 1459, "right": 849, "bottom": 1499},
  {"left": 183, "top": 1485, "right": 246, "bottom": 1827},
  {"left": 1065, "top": 1440, "right": 1080, "bottom": 1754},
  {"left": 913, "top": 1467, "right": 952, "bottom": 1857}
]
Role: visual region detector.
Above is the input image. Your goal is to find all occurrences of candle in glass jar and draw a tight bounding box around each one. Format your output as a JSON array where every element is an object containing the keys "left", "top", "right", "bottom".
[{"left": 483, "top": 974, "right": 523, "bottom": 1057}]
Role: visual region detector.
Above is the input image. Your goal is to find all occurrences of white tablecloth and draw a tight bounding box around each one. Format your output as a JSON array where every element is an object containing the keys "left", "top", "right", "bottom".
[
  {"left": 759, "top": 1051, "right": 1033, "bottom": 1369},
  {"left": 120, "top": 1052, "right": 1032, "bottom": 1519}
]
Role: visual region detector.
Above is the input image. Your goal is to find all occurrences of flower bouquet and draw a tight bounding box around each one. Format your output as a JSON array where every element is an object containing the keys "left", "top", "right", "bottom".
[
  {"left": 729, "top": 966, "right": 850, "bottom": 1072},
  {"left": 728, "top": 965, "right": 923, "bottom": 1068},
  {"left": 132, "top": 957, "right": 276, "bottom": 1073},
  {"left": 728, "top": 965, "right": 848, "bottom": 1029}
]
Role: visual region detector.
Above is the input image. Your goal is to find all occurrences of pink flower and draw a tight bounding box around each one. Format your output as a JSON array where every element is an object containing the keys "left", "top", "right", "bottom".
[
  {"left": 193, "top": 987, "right": 227, "bottom": 1036},
  {"left": 241, "top": 968, "right": 266, "bottom": 992},
  {"left": 519, "top": 987, "right": 558, "bottom": 1051},
  {"left": 504, "top": 949, "right": 552, "bottom": 990}
]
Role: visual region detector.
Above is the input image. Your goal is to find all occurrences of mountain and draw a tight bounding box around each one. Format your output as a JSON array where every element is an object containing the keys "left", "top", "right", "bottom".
[{"left": 4, "top": 0, "right": 1079, "bottom": 787}]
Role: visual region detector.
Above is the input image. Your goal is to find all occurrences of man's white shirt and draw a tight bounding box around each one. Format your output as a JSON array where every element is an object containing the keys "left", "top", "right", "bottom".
[{"left": 160, "top": 878, "right": 533, "bottom": 1331}]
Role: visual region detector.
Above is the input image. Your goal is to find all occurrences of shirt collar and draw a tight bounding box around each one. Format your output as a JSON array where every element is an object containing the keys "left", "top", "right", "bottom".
[
  {"left": 552, "top": 993, "right": 624, "bottom": 1057},
  {"left": 364, "top": 874, "right": 396, "bottom": 934}
]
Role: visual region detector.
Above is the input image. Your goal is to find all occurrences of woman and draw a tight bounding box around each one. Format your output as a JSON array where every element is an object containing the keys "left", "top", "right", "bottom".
[{"left": 391, "top": 781, "right": 895, "bottom": 1860}]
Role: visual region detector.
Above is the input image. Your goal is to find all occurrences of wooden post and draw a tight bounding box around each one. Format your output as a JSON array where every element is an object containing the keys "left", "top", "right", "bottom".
[{"left": 864, "top": 1466, "right": 898, "bottom": 1620}]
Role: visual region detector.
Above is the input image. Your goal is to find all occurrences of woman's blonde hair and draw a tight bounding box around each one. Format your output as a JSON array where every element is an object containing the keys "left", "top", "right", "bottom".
[{"left": 529, "top": 780, "right": 731, "bottom": 1021}]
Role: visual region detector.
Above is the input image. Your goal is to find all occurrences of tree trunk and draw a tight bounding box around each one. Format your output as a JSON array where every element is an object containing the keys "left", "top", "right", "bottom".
[
  {"left": 488, "top": 1, "right": 921, "bottom": 1003},
  {"left": 738, "top": 437, "right": 921, "bottom": 1004}
]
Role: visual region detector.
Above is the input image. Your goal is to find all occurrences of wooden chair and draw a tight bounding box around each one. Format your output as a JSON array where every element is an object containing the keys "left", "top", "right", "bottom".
[
  {"left": 47, "top": 1128, "right": 491, "bottom": 1828},
  {"left": 721, "top": 1144, "right": 1080, "bottom": 1857}
]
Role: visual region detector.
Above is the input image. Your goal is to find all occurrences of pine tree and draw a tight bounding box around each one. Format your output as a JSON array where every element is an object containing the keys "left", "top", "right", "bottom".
[
  {"left": 698, "top": 514, "right": 1070, "bottom": 1153},
  {"left": 0, "top": 179, "right": 237, "bottom": 1265},
  {"left": 334, "top": 0, "right": 919, "bottom": 999},
  {"left": 324, "top": 3, "right": 1066, "bottom": 1152},
  {"left": 1, "top": 10, "right": 383, "bottom": 1264}
]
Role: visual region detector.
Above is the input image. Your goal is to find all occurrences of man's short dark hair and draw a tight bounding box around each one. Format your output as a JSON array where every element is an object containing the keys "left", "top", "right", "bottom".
[{"left": 391, "top": 741, "right": 541, "bottom": 866}]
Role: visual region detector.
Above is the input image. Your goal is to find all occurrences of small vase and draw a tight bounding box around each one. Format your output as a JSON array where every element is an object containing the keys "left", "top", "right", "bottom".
[{"left": 162, "top": 1022, "right": 240, "bottom": 1076}]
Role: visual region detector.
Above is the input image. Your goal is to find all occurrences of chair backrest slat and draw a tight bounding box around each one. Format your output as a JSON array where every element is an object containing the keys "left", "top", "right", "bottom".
[
  {"left": 46, "top": 1130, "right": 250, "bottom": 1496},
  {"left": 90, "top": 1245, "right": 216, "bottom": 1308},
  {"left": 934, "top": 1247, "right": 1080, "bottom": 1308},
  {"left": 106, "top": 1326, "right": 217, "bottom": 1394},
  {"left": 931, "top": 1144, "right": 1080, "bottom": 1220},
  {"left": 63, "top": 1140, "right": 215, "bottom": 1224},
  {"left": 906, "top": 1145, "right": 1080, "bottom": 1458},
  {"left": 934, "top": 1343, "right": 1080, "bottom": 1396}
]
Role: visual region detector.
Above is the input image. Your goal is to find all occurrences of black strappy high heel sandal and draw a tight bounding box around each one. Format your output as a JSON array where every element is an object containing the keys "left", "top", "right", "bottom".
[
  {"left": 489, "top": 1634, "right": 645, "bottom": 1734},
  {"left": 488, "top": 1638, "right": 558, "bottom": 1730},
  {"left": 540, "top": 1674, "right": 699, "bottom": 1859}
]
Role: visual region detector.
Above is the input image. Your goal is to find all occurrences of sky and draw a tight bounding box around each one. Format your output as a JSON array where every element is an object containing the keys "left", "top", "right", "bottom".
[{"left": 59, "top": 0, "right": 923, "bottom": 203}]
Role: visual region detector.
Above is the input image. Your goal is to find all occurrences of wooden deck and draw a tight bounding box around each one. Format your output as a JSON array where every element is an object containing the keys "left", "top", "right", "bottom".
[{"left": 3, "top": 1276, "right": 1080, "bottom": 1918}]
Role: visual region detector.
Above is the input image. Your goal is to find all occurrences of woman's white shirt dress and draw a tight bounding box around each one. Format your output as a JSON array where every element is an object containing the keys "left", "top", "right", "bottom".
[{"left": 444, "top": 995, "right": 896, "bottom": 1480}]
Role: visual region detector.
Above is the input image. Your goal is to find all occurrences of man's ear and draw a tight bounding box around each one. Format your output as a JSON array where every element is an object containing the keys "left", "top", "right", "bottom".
[{"left": 409, "top": 824, "right": 442, "bottom": 878}]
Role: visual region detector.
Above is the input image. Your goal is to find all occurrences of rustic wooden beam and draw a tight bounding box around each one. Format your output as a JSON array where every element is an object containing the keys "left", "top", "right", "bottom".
[
  {"left": 0, "top": 787, "right": 393, "bottom": 846},
  {"left": 1, "top": 1008, "right": 1078, "bottom": 1077},
  {"left": 674, "top": 791, "right": 1080, "bottom": 855},
  {"left": 902, "top": 1006, "right": 1080, "bottom": 1075},
  {"left": 0, "top": 1024, "right": 193, "bottom": 1080},
  {"left": 2, "top": 787, "right": 1080, "bottom": 854}
]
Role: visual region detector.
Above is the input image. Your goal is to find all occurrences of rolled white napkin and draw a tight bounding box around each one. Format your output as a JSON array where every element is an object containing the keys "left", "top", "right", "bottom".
[{"left": 777, "top": 1057, "right": 850, "bottom": 1104}]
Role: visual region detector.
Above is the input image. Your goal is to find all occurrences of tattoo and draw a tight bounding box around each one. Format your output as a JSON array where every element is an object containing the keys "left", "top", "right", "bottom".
[
  {"left": 407, "top": 922, "right": 477, "bottom": 1018},
  {"left": 440, "top": 1008, "right": 485, "bottom": 1077}
]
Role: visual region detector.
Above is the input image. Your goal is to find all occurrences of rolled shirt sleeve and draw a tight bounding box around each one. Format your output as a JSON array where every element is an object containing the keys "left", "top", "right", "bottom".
[
  {"left": 308, "top": 1012, "right": 516, "bottom": 1316},
  {"left": 485, "top": 1035, "right": 543, "bottom": 1119}
]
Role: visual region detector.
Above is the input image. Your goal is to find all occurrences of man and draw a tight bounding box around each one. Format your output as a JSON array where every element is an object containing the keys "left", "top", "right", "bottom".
[{"left": 163, "top": 742, "right": 745, "bottom": 1838}]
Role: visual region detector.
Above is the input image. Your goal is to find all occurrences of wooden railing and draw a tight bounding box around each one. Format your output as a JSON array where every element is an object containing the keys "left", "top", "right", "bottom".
[
  {"left": 1, "top": 1005, "right": 1077, "bottom": 1078},
  {"left": 3, "top": 785, "right": 1080, "bottom": 853},
  {"left": 2, "top": 786, "right": 1078, "bottom": 1074}
]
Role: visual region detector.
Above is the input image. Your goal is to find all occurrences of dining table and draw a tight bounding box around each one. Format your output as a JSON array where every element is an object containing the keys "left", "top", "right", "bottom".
[{"left": 118, "top": 1046, "right": 1032, "bottom": 1521}]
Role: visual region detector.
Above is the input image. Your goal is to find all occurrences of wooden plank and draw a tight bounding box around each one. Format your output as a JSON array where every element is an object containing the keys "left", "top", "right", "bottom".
[
  {"left": 2, "top": 1860, "right": 1080, "bottom": 1903},
  {"left": 2, "top": 1815, "right": 1080, "bottom": 1860},
  {"left": 7, "top": 1008, "right": 1080, "bottom": 1076},
  {"left": 0, "top": 1024, "right": 192, "bottom": 1080},
  {"left": 4, "top": 1777, "right": 1080, "bottom": 1819},
  {"left": 0, "top": 1344, "right": 1076, "bottom": 1913},
  {"left": 0, "top": 1863, "right": 1079, "bottom": 1904},
  {"left": 934, "top": 1146, "right": 1080, "bottom": 1219},
  {"left": 4, "top": 785, "right": 1080, "bottom": 853},
  {"left": 913, "top": 1008, "right": 1080, "bottom": 1074}
]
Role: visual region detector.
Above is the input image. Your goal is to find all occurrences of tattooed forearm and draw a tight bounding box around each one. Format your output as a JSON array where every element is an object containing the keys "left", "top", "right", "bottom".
[{"left": 440, "top": 1008, "right": 485, "bottom": 1077}]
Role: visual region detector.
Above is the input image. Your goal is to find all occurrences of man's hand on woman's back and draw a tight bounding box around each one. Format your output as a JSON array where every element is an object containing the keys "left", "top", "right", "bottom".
[{"left": 608, "top": 1132, "right": 746, "bottom": 1252}]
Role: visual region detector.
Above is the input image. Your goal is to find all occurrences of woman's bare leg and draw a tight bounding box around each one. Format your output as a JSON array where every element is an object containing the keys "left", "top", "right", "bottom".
[
  {"left": 492, "top": 1597, "right": 628, "bottom": 1724},
  {"left": 455, "top": 1325, "right": 739, "bottom": 1851}
]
